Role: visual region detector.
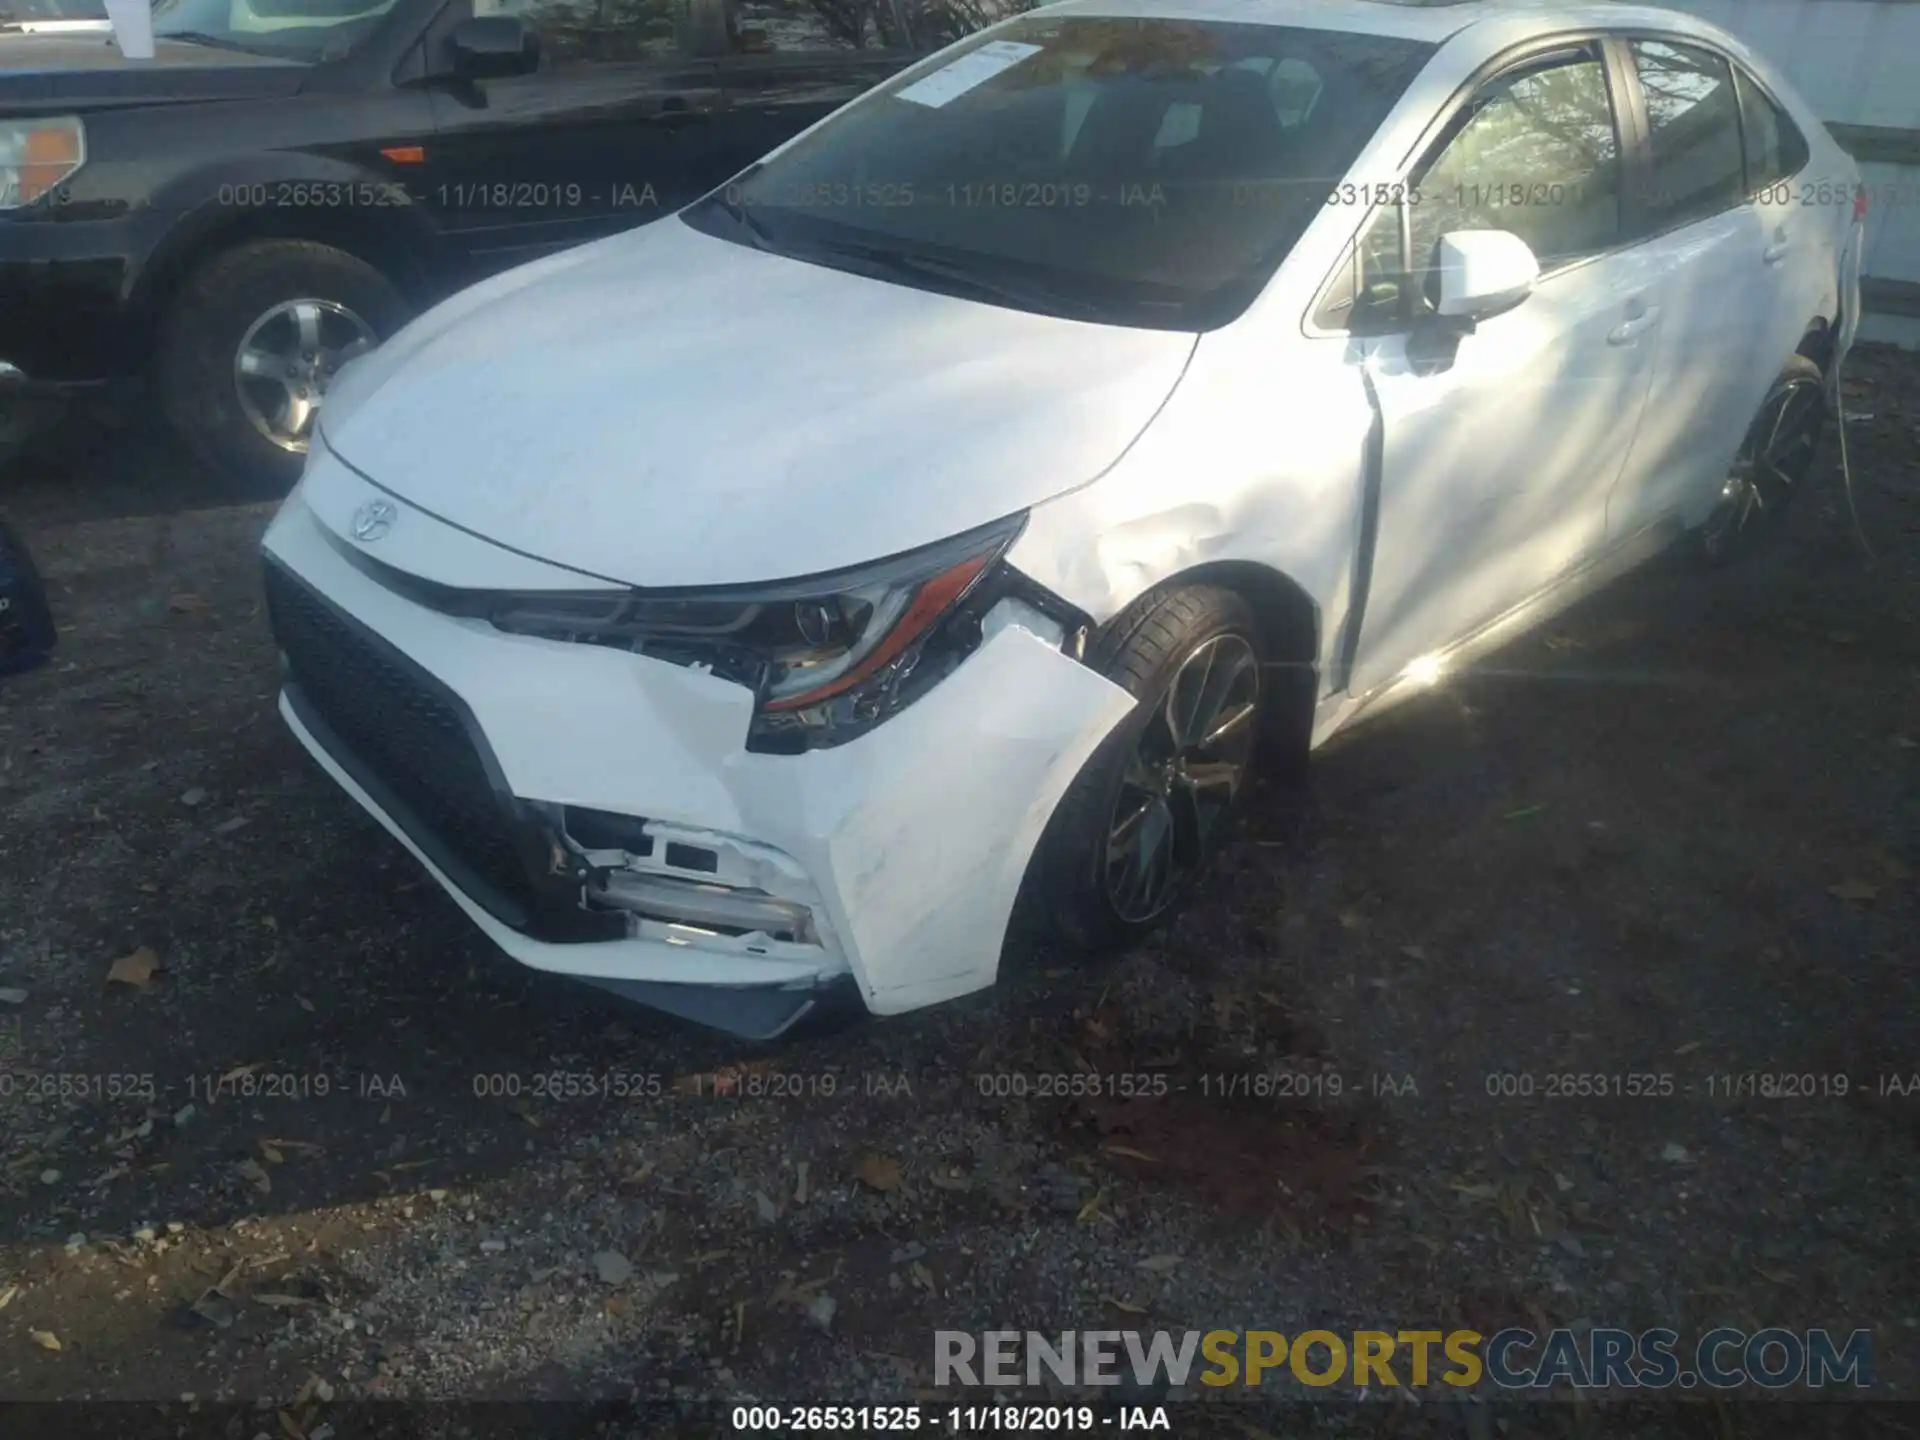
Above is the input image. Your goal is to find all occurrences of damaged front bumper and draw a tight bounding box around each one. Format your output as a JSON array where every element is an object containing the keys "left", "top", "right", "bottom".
[{"left": 260, "top": 470, "right": 1134, "bottom": 1039}]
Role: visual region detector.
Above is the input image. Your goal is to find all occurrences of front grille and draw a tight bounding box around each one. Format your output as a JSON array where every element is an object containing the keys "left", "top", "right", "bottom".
[{"left": 264, "top": 559, "right": 540, "bottom": 925}]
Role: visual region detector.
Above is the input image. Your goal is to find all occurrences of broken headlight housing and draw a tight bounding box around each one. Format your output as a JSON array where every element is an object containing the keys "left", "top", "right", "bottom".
[{"left": 487, "top": 513, "right": 1028, "bottom": 753}]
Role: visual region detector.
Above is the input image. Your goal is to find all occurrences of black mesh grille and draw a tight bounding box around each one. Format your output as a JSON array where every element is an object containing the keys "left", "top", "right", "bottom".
[{"left": 264, "top": 560, "right": 539, "bottom": 921}]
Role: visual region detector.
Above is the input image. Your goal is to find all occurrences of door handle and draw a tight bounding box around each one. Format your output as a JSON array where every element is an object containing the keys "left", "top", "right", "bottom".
[
  {"left": 1606, "top": 307, "right": 1660, "bottom": 345},
  {"left": 1763, "top": 240, "right": 1792, "bottom": 265}
]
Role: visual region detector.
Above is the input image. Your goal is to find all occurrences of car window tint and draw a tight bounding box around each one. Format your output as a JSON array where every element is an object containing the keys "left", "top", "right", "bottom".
[
  {"left": 1314, "top": 202, "right": 1408, "bottom": 333},
  {"left": 1735, "top": 65, "right": 1809, "bottom": 190},
  {"left": 472, "top": 0, "right": 682, "bottom": 60},
  {"left": 703, "top": 17, "right": 1439, "bottom": 330},
  {"left": 1630, "top": 39, "right": 1745, "bottom": 228},
  {"left": 1407, "top": 52, "right": 1622, "bottom": 287}
]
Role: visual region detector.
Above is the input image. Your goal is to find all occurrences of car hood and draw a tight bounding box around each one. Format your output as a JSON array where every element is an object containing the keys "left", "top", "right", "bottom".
[
  {"left": 318, "top": 217, "right": 1198, "bottom": 589},
  {"left": 0, "top": 34, "right": 304, "bottom": 109}
]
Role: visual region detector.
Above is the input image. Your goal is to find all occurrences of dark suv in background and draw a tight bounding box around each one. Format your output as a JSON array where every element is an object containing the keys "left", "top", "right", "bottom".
[{"left": 0, "top": 0, "right": 1021, "bottom": 481}]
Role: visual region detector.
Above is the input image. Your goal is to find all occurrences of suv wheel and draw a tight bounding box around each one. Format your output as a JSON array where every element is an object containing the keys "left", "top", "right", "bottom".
[
  {"left": 1034, "top": 584, "right": 1267, "bottom": 953},
  {"left": 157, "top": 240, "right": 411, "bottom": 486}
]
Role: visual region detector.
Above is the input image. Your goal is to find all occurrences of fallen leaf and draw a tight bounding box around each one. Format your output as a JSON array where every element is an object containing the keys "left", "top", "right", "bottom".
[
  {"left": 1828, "top": 878, "right": 1879, "bottom": 903},
  {"left": 29, "top": 1329, "right": 61, "bottom": 1351},
  {"left": 793, "top": 1160, "right": 810, "bottom": 1206},
  {"left": 259, "top": 1141, "right": 285, "bottom": 1165},
  {"left": 1100, "top": 1144, "right": 1159, "bottom": 1163},
  {"left": 619, "top": 1163, "right": 655, "bottom": 1188},
  {"left": 105, "top": 947, "right": 160, "bottom": 988},
  {"left": 1400, "top": 945, "right": 1429, "bottom": 962},
  {"left": 1450, "top": 1180, "right": 1499, "bottom": 1201},
  {"left": 1135, "top": 1254, "right": 1183, "bottom": 1273},
  {"left": 220, "top": 1062, "right": 262, "bottom": 1086},
  {"left": 254, "top": 1293, "right": 312, "bottom": 1309},
  {"left": 853, "top": 1154, "right": 901, "bottom": 1192},
  {"left": 1673, "top": 1041, "right": 1702, "bottom": 1056},
  {"left": 504, "top": 1097, "right": 540, "bottom": 1128},
  {"left": 910, "top": 1261, "right": 935, "bottom": 1291},
  {"left": 1103, "top": 1295, "right": 1147, "bottom": 1315},
  {"left": 235, "top": 1159, "right": 273, "bottom": 1194},
  {"left": 168, "top": 593, "right": 213, "bottom": 617},
  {"left": 1753, "top": 1266, "right": 1794, "bottom": 1284},
  {"left": 1075, "top": 1186, "right": 1111, "bottom": 1226},
  {"left": 1660, "top": 1142, "right": 1692, "bottom": 1164},
  {"left": 190, "top": 1292, "right": 237, "bottom": 1329},
  {"left": 0, "top": 1285, "right": 16, "bottom": 1310},
  {"left": 1503, "top": 804, "right": 1547, "bottom": 822},
  {"left": 1893, "top": 735, "right": 1917, "bottom": 750}
]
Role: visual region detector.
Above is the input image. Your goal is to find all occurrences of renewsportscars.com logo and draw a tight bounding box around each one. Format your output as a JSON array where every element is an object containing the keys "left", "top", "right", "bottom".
[{"left": 935, "top": 1327, "right": 1874, "bottom": 1392}]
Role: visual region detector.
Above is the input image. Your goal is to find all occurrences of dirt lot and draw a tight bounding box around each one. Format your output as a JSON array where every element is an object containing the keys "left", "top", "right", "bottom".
[{"left": 0, "top": 351, "right": 1915, "bottom": 1438}]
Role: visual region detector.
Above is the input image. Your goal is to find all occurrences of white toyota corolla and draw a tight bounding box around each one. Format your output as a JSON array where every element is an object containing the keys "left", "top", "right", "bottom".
[{"left": 262, "top": 0, "right": 1863, "bottom": 1037}]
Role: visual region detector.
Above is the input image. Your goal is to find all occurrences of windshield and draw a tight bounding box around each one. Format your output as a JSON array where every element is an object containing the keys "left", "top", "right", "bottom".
[
  {"left": 686, "top": 14, "right": 1435, "bottom": 329},
  {"left": 150, "top": 0, "right": 400, "bottom": 59}
]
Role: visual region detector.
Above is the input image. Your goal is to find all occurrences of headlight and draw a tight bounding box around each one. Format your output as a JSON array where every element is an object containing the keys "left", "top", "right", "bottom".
[
  {"left": 0, "top": 117, "right": 86, "bottom": 210},
  {"left": 487, "top": 513, "right": 1028, "bottom": 752}
]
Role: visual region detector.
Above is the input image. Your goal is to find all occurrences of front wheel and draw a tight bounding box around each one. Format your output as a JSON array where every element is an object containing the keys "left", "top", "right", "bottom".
[
  {"left": 1699, "top": 355, "right": 1826, "bottom": 565},
  {"left": 1033, "top": 584, "right": 1265, "bottom": 953},
  {"left": 157, "top": 240, "right": 412, "bottom": 488}
]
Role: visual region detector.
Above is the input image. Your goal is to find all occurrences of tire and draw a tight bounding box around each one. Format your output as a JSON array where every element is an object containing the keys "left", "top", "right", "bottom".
[
  {"left": 156, "top": 240, "right": 412, "bottom": 488},
  {"left": 1698, "top": 354, "right": 1826, "bottom": 566},
  {"left": 1032, "top": 584, "right": 1268, "bottom": 954}
]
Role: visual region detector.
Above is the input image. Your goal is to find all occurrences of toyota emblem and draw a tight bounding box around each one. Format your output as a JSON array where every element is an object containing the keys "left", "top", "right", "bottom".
[{"left": 350, "top": 499, "right": 397, "bottom": 542}]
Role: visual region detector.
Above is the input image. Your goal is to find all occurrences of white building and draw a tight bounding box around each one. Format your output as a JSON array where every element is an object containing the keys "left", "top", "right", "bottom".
[{"left": 1664, "top": 0, "right": 1920, "bottom": 346}]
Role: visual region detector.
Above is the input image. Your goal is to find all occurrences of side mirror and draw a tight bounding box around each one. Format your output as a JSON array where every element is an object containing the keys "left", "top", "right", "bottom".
[
  {"left": 1433, "top": 228, "right": 1538, "bottom": 321},
  {"left": 448, "top": 15, "right": 539, "bottom": 80}
]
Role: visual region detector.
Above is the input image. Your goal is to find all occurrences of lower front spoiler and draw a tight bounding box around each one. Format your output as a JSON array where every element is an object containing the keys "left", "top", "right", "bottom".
[
  {"left": 577, "top": 973, "right": 861, "bottom": 1041},
  {"left": 277, "top": 690, "right": 855, "bottom": 1038}
]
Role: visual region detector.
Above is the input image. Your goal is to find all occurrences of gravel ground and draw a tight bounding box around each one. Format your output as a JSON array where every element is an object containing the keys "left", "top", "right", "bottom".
[{"left": 0, "top": 350, "right": 1915, "bottom": 1439}]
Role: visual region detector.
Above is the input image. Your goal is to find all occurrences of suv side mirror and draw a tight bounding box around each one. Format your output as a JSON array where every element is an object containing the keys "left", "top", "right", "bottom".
[
  {"left": 448, "top": 15, "right": 538, "bottom": 79},
  {"left": 1433, "top": 229, "right": 1539, "bottom": 321}
]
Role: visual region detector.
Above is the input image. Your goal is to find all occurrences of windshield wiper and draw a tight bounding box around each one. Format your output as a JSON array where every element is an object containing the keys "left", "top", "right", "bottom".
[
  {"left": 803, "top": 239, "right": 1106, "bottom": 321},
  {"left": 156, "top": 28, "right": 264, "bottom": 52},
  {"left": 705, "top": 176, "right": 776, "bottom": 251}
]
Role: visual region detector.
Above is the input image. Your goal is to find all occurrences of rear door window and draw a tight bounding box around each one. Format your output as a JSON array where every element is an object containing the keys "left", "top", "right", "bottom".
[
  {"left": 1734, "top": 64, "right": 1810, "bottom": 192},
  {"left": 1629, "top": 38, "right": 1746, "bottom": 230}
]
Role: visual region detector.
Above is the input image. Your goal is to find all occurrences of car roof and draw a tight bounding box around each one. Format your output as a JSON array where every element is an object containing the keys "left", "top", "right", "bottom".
[{"left": 1038, "top": 0, "right": 1729, "bottom": 46}]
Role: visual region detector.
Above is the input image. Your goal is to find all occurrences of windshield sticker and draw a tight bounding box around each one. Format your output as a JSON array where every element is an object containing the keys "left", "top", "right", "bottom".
[{"left": 894, "top": 40, "right": 1043, "bottom": 109}]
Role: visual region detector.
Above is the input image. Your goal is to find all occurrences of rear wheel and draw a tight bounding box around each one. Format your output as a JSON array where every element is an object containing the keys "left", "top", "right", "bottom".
[
  {"left": 1699, "top": 354, "right": 1826, "bottom": 565},
  {"left": 1034, "top": 584, "right": 1266, "bottom": 953},
  {"left": 157, "top": 240, "right": 411, "bottom": 487}
]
